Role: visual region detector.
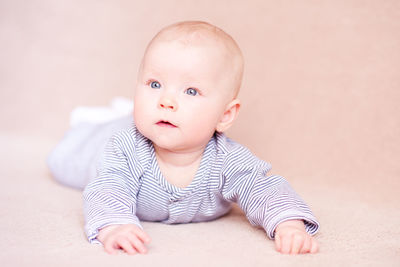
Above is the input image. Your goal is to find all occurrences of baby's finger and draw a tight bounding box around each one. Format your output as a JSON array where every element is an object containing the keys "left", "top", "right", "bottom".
[
  {"left": 103, "top": 239, "right": 118, "bottom": 255},
  {"left": 275, "top": 234, "right": 282, "bottom": 252},
  {"left": 290, "top": 234, "right": 305, "bottom": 255},
  {"left": 116, "top": 238, "right": 137, "bottom": 255},
  {"left": 128, "top": 235, "right": 148, "bottom": 254},
  {"left": 132, "top": 228, "right": 151, "bottom": 244},
  {"left": 279, "top": 235, "right": 292, "bottom": 254},
  {"left": 300, "top": 236, "right": 311, "bottom": 254},
  {"left": 310, "top": 238, "right": 319, "bottom": 253}
]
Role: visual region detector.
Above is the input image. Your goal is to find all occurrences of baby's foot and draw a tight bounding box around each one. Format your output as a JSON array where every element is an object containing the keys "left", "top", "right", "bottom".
[{"left": 70, "top": 97, "right": 134, "bottom": 127}]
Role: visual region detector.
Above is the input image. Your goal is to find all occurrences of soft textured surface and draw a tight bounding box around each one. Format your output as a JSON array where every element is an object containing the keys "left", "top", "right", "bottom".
[{"left": 1, "top": 0, "right": 400, "bottom": 266}]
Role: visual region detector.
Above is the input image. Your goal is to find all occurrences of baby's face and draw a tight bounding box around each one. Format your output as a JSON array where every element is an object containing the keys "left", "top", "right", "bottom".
[{"left": 134, "top": 39, "right": 236, "bottom": 152}]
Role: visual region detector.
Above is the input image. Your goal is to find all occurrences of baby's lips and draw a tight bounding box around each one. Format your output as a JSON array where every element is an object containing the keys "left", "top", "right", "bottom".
[{"left": 156, "top": 120, "right": 177, "bottom": 128}]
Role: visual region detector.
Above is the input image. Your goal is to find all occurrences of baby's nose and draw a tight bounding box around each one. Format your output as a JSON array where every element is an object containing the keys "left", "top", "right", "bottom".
[{"left": 158, "top": 97, "right": 177, "bottom": 111}]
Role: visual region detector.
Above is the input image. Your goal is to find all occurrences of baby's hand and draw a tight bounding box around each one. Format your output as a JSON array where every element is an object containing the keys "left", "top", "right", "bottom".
[
  {"left": 97, "top": 224, "right": 151, "bottom": 255},
  {"left": 274, "top": 219, "right": 318, "bottom": 255}
]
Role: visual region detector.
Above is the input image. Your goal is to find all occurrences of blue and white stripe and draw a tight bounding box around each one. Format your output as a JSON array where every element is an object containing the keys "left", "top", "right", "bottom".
[{"left": 83, "top": 123, "right": 319, "bottom": 243}]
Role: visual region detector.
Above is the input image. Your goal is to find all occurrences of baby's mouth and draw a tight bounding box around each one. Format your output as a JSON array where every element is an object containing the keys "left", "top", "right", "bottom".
[{"left": 156, "top": 120, "right": 177, "bottom": 128}]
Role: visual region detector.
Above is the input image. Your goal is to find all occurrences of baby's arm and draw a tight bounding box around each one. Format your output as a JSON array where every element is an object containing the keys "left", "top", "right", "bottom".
[
  {"left": 220, "top": 145, "right": 319, "bottom": 255},
  {"left": 83, "top": 130, "right": 146, "bottom": 253},
  {"left": 97, "top": 224, "right": 151, "bottom": 255},
  {"left": 274, "top": 219, "right": 319, "bottom": 254}
]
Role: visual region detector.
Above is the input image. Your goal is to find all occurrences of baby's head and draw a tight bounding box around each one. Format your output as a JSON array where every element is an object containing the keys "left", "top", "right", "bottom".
[{"left": 134, "top": 21, "right": 244, "bottom": 152}]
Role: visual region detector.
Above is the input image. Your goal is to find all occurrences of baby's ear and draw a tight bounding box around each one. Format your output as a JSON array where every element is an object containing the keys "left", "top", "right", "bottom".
[{"left": 216, "top": 99, "right": 241, "bottom": 133}]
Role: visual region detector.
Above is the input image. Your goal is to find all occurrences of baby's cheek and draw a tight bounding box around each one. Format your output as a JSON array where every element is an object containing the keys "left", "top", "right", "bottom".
[
  {"left": 134, "top": 104, "right": 151, "bottom": 134},
  {"left": 133, "top": 106, "right": 143, "bottom": 126},
  {"left": 187, "top": 115, "right": 218, "bottom": 140}
]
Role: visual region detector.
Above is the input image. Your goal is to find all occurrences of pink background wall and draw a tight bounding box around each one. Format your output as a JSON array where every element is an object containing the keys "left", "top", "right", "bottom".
[{"left": 1, "top": 1, "right": 399, "bottom": 206}]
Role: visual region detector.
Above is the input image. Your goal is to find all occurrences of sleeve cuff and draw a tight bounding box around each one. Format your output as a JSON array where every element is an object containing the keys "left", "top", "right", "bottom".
[
  {"left": 85, "top": 216, "right": 142, "bottom": 244},
  {"left": 264, "top": 210, "right": 320, "bottom": 239}
]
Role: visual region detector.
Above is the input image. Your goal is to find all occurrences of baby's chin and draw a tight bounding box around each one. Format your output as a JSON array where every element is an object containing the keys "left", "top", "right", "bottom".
[
  {"left": 151, "top": 138, "right": 188, "bottom": 152},
  {"left": 151, "top": 134, "right": 209, "bottom": 154},
  {"left": 135, "top": 126, "right": 180, "bottom": 150}
]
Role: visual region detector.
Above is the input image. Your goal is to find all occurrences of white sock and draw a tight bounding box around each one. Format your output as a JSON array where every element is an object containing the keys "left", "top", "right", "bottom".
[{"left": 69, "top": 97, "right": 134, "bottom": 127}]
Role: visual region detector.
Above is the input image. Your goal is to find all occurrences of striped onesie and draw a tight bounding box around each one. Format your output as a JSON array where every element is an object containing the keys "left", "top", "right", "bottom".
[{"left": 81, "top": 119, "right": 319, "bottom": 243}]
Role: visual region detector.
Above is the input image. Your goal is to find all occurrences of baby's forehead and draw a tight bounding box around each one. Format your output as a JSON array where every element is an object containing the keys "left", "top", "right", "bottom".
[{"left": 148, "top": 22, "right": 241, "bottom": 58}]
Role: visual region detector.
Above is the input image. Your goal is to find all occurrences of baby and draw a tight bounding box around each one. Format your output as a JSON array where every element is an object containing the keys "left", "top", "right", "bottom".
[{"left": 48, "top": 21, "right": 319, "bottom": 255}]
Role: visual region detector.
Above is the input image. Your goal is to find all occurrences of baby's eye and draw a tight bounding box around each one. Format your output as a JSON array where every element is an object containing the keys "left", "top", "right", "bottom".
[
  {"left": 150, "top": 81, "right": 161, "bottom": 89},
  {"left": 185, "top": 88, "right": 198, "bottom": 96}
]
